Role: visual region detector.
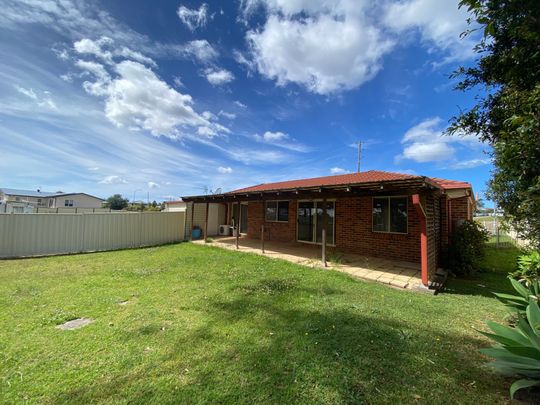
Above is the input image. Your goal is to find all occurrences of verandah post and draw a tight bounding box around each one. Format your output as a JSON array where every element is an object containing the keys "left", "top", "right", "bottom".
[
  {"left": 190, "top": 202, "right": 195, "bottom": 241},
  {"left": 322, "top": 198, "right": 327, "bottom": 267},
  {"left": 204, "top": 202, "right": 209, "bottom": 243},
  {"left": 261, "top": 200, "right": 265, "bottom": 253},
  {"left": 236, "top": 200, "right": 241, "bottom": 249}
]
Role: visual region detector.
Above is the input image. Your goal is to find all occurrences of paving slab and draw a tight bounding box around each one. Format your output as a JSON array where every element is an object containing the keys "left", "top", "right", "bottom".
[{"left": 56, "top": 318, "right": 93, "bottom": 330}]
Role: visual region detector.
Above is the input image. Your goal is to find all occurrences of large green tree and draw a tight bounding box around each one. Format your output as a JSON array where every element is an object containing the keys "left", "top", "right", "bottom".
[
  {"left": 104, "top": 194, "right": 129, "bottom": 210},
  {"left": 449, "top": 0, "right": 540, "bottom": 246}
]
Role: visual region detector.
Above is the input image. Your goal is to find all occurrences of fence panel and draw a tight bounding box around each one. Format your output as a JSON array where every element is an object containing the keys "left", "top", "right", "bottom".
[{"left": 0, "top": 211, "right": 185, "bottom": 258}]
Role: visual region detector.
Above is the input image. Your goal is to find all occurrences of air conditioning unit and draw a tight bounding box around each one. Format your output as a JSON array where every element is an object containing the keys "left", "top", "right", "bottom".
[{"left": 218, "top": 225, "right": 230, "bottom": 236}]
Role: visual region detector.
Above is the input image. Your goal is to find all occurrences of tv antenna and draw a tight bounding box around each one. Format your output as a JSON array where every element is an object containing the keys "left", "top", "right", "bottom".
[{"left": 356, "top": 141, "right": 363, "bottom": 173}]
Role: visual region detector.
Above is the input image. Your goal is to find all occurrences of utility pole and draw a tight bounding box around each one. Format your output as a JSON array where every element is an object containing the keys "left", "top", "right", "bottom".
[{"left": 357, "top": 141, "right": 363, "bottom": 173}]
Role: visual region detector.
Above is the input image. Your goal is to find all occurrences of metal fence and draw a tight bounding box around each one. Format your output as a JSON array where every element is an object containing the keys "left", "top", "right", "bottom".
[
  {"left": 476, "top": 216, "right": 527, "bottom": 249},
  {"left": 0, "top": 211, "right": 186, "bottom": 258}
]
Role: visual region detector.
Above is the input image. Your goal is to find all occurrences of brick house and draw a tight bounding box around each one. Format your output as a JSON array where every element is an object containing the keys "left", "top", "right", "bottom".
[{"left": 183, "top": 170, "right": 474, "bottom": 286}]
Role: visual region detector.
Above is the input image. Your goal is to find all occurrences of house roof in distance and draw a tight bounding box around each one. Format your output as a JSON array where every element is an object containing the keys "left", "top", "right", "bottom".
[
  {"left": 0, "top": 188, "right": 103, "bottom": 200},
  {"left": 228, "top": 170, "right": 471, "bottom": 194}
]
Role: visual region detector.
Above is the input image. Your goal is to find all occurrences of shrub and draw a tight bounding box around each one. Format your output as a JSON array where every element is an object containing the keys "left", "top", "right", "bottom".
[
  {"left": 511, "top": 251, "right": 540, "bottom": 282},
  {"left": 444, "top": 220, "right": 489, "bottom": 276},
  {"left": 479, "top": 297, "right": 540, "bottom": 399}
]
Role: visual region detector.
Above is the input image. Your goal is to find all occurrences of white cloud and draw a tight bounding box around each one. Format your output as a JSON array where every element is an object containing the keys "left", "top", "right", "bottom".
[
  {"left": 255, "top": 131, "right": 288, "bottom": 142},
  {"left": 397, "top": 117, "right": 482, "bottom": 163},
  {"left": 383, "top": 0, "right": 476, "bottom": 63},
  {"left": 243, "top": 1, "right": 394, "bottom": 95},
  {"left": 254, "top": 131, "right": 309, "bottom": 152},
  {"left": 228, "top": 149, "right": 288, "bottom": 165},
  {"left": 330, "top": 167, "right": 347, "bottom": 174},
  {"left": 177, "top": 3, "right": 209, "bottom": 31},
  {"left": 204, "top": 68, "right": 235, "bottom": 85},
  {"left": 73, "top": 36, "right": 157, "bottom": 67},
  {"left": 173, "top": 76, "right": 184, "bottom": 88},
  {"left": 449, "top": 158, "right": 491, "bottom": 170},
  {"left": 218, "top": 110, "right": 236, "bottom": 119},
  {"left": 218, "top": 166, "right": 233, "bottom": 174},
  {"left": 147, "top": 181, "right": 159, "bottom": 188},
  {"left": 234, "top": 100, "right": 247, "bottom": 108},
  {"left": 183, "top": 40, "right": 218, "bottom": 63},
  {"left": 402, "top": 142, "right": 455, "bottom": 163},
  {"left": 74, "top": 52, "right": 228, "bottom": 139},
  {"left": 99, "top": 175, "right": 127, "bottom": 184},
  {"left": 240, "top": 0, "right": 476, "bottom": 94},
  {"left": 15, "top": 85, "right": 57, "bottom": 109}
]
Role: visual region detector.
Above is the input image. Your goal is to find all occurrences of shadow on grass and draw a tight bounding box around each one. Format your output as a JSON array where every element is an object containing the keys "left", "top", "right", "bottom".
[
  {"left": 53, "top": 281, "right": 507, "bottom": 404},
  {"left": 442, "top": 245, "right": 522, "bottom": 298}
]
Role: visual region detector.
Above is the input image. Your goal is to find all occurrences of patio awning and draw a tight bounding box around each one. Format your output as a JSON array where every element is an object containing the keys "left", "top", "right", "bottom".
[{"left": 183, "top": 174, "right": 440, "bottom": 203}]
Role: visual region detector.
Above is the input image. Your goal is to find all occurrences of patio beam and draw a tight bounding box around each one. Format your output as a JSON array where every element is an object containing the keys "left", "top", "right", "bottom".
[{"left": 182, "top": 179, "right": 433, "bottom": 203}]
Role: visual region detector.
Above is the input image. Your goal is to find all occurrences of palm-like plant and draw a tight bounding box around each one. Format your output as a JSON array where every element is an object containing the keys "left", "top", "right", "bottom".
[
  {"left": 494, "top": 277, "right": 540, "bottom": 314},
  {"left": 480, "top": 298, "right": 540, "bottom": 398}
]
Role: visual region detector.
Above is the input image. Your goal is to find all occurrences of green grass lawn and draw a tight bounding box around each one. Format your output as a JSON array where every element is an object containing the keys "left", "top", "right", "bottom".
[{"left": 0, "top": 243, "right": 519, "bottom": 404}]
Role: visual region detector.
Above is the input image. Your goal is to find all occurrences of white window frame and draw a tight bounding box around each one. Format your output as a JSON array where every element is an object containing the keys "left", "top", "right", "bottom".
[
  {"left": 265, "top": 200, "right": 289, "bottom": 223},
  {"left": 64, "top": 199, "right": 74, "bottom": 207},
  {"left": 372, "top": 196, "right": 408, "bottom": 234}
]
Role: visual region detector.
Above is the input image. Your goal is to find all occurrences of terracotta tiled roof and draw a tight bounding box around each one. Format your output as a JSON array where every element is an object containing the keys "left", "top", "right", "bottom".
[
  {"left": 427, "top": 177, "right": 472, "bottom": 190},
  {"left": 227, "top": 170, "right": 470, "bottom": 194}
]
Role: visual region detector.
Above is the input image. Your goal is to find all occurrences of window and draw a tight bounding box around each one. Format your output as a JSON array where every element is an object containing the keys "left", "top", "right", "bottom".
[
  {"left": 372, "top": 197, "right": 407, "bottom": 233},
  {"left": 64, "top": 199, "right": 74, "bottom": 207},
  {"left": 265, "top": 200, "right": 289, "bottom": 222}
]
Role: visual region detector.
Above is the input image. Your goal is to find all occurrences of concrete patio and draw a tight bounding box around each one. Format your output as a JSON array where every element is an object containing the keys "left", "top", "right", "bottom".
[{"left": 193, "top": 236, "right": 423, "bottom": 289}]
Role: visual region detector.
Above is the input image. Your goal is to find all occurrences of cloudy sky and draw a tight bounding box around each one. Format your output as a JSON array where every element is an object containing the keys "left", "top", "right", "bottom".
[{"left": 0, "top": 0, "right": 491, "bottom": 202}]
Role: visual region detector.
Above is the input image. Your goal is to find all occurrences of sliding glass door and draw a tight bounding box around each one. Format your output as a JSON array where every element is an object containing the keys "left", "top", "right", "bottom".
[{"left": 297, "top": 201, "right": 335, "bottom": 245}]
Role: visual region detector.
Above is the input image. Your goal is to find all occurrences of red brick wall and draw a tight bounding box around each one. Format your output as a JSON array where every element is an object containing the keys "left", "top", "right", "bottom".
[
  {"left": 440, "top": 195, "right": 449, "bottom": 247},
  {"left": 449, "top": 196, "right": 472, "bottom": 229},
  {"left": 336, "top": 196, "right": 421, "bottom": 263},
  {"left": 247, "top": 201, "right": 297, "bottom": 242},
  {"left": 245, "top": 196, "right": 424, "bottom": 264}
]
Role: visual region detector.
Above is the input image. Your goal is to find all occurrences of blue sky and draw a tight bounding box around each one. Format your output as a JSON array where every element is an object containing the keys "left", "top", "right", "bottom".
[{"left": 0, "top": 0, "right": 492, "bottom": 203}]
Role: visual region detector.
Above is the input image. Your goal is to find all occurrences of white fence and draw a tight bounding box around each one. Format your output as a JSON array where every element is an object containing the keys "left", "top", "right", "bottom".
[{"left": 0, "top": 211, "right": 186, "bottom": 258}]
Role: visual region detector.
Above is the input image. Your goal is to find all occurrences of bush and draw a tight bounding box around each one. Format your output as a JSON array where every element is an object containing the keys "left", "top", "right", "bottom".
[
  {"left": 511, "top": 251, "right": 540, "bottom": 282},
  {"left": 444, "top": 220, "right": 489, "bottom": 276}
]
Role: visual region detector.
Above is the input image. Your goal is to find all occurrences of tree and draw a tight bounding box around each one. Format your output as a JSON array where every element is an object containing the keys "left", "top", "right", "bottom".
[
  {"left": 448, "top": 0, "right": 540, "bottom": 247},
  {"left": 104, "top": 194, "right": 129, "bottom": 210},
  {"left": 475, "top": 197, "right": 486, "bottom": 214}
]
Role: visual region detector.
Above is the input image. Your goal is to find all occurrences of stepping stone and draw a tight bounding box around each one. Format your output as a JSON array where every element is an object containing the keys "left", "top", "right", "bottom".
[{"left": 56, "top": 318, "right": 93, "bottom": 330}]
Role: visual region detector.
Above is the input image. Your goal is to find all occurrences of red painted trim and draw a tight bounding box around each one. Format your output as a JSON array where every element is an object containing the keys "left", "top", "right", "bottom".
[{"left": 412, "top": 194, "right": 428, "bottom": 286}]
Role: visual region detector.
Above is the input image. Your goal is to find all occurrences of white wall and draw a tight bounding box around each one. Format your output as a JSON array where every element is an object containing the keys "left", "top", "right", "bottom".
[
  {"left": 184, "top": 203, "right": 227, "bottom": 238},
  {"left": 54, "top": 194, "right": 103, "bottom": 209}
]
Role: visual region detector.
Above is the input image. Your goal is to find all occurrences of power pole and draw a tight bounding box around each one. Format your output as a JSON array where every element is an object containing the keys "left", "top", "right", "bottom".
[{"left": 357, "top": 141, "right": 363, "bottom": 173}]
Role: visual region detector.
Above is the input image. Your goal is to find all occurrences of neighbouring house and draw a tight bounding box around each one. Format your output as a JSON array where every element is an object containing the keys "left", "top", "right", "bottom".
[
  {"left": 0, "top": 188, "right": 104, "bottom": 213},
  {"left": 162, "top": 200, "right": 187, "bottom": 212},
  {"left": 182, "top": 170, "right": 474, "bottom": 286}
]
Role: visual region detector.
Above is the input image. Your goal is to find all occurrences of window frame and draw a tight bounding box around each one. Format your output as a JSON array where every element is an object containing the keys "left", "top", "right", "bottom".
[
  {"left": 64, "top": 199, "right": 74, "bottom": 207},
  {"left": 372, "top": 196, "right": 408, "bottom": 234},
  {"left": 265, "top": 200, "right": 289, "bottom": 223}
]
